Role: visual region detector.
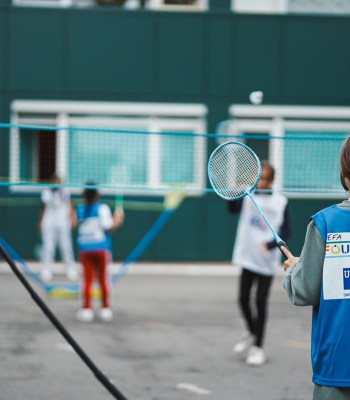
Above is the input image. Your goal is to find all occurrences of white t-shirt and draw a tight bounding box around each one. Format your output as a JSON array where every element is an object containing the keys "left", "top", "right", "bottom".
[
  {"left": 97, "top": 203, "right": 114, "bottom": 231},
  {"left": 232, "top": 192, "right": 288, "bottom": 276}
]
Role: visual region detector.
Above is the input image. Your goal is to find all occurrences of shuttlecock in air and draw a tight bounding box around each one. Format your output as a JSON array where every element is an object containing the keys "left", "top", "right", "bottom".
[{"left": 249, "top": 91, "right": 264, "bottom": 105}]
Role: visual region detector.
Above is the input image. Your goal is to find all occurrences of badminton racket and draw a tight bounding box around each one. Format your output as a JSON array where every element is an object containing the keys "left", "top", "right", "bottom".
[{"left": 208, "top": 141, "right": 288, "bottom": 256}]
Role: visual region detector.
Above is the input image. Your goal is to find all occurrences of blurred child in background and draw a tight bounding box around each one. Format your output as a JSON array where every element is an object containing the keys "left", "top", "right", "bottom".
[
  {"left": 229, "top": 161, "right": 291, "bottom": 366},
  {"left": 38, "top": 173, "right": 77, "bottom": 282},
  {"left": 75, "top": 184, "right": 124, "bottom": 322}
]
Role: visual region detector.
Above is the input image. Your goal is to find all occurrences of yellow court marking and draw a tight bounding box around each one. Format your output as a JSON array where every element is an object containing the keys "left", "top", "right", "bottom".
[{"left": 46, "top": 287, "right": 101, "bottom": 299}]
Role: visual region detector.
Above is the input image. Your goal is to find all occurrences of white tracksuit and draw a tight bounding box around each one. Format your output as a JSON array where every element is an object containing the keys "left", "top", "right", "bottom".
[{"left": 40, "top": 188, "right": 74, "bottom": 273}]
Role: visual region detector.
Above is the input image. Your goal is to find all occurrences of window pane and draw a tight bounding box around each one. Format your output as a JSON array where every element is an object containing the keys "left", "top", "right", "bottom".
[
  {"left": 38, "top": 130, "right": 56, "bottom": 181},
  {"left": 283, "top": 131, "right": 345, "bottom": 192},
  {"left": 160, "top": 132, "right": 194, "bottom": 185},
  {"left": 68, "top": 128, "right": 147, "bottom": 187},
  {"left": 19, "top": 129, "right": 37, "bottom": 181},
  {"left": 18, "top": 129, "right": 56, "bottom": 182}
]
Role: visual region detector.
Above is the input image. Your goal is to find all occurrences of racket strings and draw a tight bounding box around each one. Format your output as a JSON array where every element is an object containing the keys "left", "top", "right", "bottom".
[{"left": 208, "top": 143, "right": 260, "bottom": 199}]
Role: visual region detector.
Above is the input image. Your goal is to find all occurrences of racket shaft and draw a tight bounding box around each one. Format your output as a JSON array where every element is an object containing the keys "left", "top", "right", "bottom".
[{"left": 247, "top": 193, "right": 288, "bottom": 259}]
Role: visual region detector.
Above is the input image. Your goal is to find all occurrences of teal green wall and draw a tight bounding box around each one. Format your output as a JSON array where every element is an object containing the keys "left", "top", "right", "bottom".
[
  {"left": 9, "top": 10, "right": 64, "bottom": 91},
  {"left": 0, "top": 9, "right": 6, "bottom": 91},
  {"left": 0, "top": 7, "right": 349, "bottom": 261},
  {"left": 4, "top": 9, "right": 350, "bottom": 103},
  {"left": 67, "top": 13, "right": 155, "bottom": 93}
]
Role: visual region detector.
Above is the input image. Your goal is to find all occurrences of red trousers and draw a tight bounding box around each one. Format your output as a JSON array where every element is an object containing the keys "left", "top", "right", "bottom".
[{"left": 79, "top": 250, "right": 110, "bottom": 309}]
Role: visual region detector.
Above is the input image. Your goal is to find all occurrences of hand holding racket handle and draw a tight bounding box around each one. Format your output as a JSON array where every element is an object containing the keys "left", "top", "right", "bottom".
[
  {"left": 279, "top": 244, "right": 300, "bottom": 271},
  {"left": 113, "top": 195, "right": 125, "bottom": 229},
  {"left": 277, "top": 240, "right": 289, "bottom": 260}
]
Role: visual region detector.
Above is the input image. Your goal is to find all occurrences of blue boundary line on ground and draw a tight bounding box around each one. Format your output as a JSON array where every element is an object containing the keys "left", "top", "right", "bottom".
[{"left": 0, "top": 236, "right": 79, "bottom": 293}]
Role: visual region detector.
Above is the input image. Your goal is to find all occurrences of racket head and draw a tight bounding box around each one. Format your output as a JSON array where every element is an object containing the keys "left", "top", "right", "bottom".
[{"left": 208, "top": 141, "right": 261, "bottom": 200}]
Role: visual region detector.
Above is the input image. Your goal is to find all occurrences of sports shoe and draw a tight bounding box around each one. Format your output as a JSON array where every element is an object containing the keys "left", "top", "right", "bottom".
[
  {"left": 40, "top": 269, "right": 53, "bottom": 282},
  {"left": 66, "top": 268, "right": 78, "bottom": 281},
  {"left": 233, "top": 331, "right": 254, "bottom": 354},
  {"left": 98, "top": 308, "right": 113, "bottom": 322},
  {"left": 76, "top": 308, "right": 94, "bottom": 322},
  {"left": 246, "top": 346, "right": 266, "bottom": 366}
]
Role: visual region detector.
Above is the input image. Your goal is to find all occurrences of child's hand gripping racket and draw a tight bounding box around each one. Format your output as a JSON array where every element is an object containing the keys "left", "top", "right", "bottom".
[
  {"left": 113, "top": 194, "right": 125, "bottom": 229},
  {"left": 208, "top": 141, "right": 289, "bottom": 258}
]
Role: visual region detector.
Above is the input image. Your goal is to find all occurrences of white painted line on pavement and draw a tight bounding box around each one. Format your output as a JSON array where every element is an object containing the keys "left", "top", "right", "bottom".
[
  {"left": 176, "top": 383, "right": 211, "bottom": 395},
  {"left": 55, "top": 342, "right": 74, "bottom": 352}
]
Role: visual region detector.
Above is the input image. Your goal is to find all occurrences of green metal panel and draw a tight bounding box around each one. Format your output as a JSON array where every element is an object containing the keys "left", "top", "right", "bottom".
[
  {"left": 158, "top": 14, "right": 204, "bottom": 95},
  {"left": 153, "top": 198, "right": 202, "bottom": 261},
  {"left": 108, "top": 208, "right": 159, "bottom": 261},
  {"left": 285, "top": 18, "right": 350, "bottom": 100},
  {"left": 0, "top": 204, "right": 41, "bottom": 259},
  {"left": 233, "top": 16, "right": 281, "bottom": 99},
  {"left": 0, "top": 1, "right": 8, "bottom": 7},
  {"left": 67, "top": 12, "right": 155, "bottom": 93},
  {"left": 9, "top": 10, "right": 64, "bottom": 91},
  {"left": 203, "top": 194, "right": 236, "bottom": 261},
  {"left": 0, "top": 10, "right": 5, "bottom": 90},
  {"left": 207, "top": 16, "right": 231, "bottom": 96}
]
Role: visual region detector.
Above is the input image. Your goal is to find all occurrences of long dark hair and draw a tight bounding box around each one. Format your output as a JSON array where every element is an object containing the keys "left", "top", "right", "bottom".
[
  {"left": 340, "top": 136, "right": 350, "bottom": 191},
  {"left": 83, "top": 182, "right": 99, "bottom": 205}
]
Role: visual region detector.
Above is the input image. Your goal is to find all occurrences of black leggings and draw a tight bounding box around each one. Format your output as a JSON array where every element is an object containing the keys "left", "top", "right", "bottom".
[{"left": 238, "top": 268, "right": 273, "bottom": 348}]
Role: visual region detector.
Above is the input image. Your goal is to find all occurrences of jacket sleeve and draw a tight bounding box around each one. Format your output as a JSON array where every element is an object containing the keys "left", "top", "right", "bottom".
[
  {"left": 266, "top": 202, "right": 292, "bottom": 250},
  {"left": 283, "top": 221, "right": 325, "bottom": 306},
  {"left": 227, "top": 198, "right": 243, "bottom": 214}
]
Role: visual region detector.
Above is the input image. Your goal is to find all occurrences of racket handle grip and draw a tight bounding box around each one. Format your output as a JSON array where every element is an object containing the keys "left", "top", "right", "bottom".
[{"left": 277, "top": 240, "right": 289, "bottom": 260}]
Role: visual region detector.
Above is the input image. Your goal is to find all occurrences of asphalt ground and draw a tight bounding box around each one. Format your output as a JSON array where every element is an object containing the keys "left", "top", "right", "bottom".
[{"left": 0, "top": 263, "right": 313, "bottom": 400}]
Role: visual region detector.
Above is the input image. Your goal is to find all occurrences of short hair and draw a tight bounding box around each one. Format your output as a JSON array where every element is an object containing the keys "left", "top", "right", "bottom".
[
  {"left": 83, "top": 182, "right": 99, "bottom": 203},
  {"left": 340, "top": 136, "right": 350, "bottom": 191},
  {"left": 260, "top": 161, "right": 275, "bottom": 182}
]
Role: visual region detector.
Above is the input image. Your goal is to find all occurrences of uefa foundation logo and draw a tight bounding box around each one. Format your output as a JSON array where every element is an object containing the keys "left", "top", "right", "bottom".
[{"left": 323, "top": 233, "right": 350, "bottom": 300}]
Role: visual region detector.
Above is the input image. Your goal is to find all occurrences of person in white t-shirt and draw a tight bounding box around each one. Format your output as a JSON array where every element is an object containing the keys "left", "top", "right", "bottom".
[
  {"left": 38, "top": 174, "right": 77, "bottom": 282},
  {"left": 228, "top": 162, "right": 291, "bottom": 366}
]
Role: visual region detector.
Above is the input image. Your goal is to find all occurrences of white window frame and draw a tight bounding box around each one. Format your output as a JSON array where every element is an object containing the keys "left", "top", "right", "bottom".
[
  {"left": 148, "top": 0, "right": 208, "bottom": 11},
  {"left": 13, "top": 0, "right": 207, "bottom": 9},
  {"left": 232, "top": 0, "right": 288, "bottom": 13},
  {"left": 13, "top": 0, "right": 73, "bottom": 7},
  {"left": 227, "top": 104, "right": 350, "bottom": 199},
  {"left": 10, "top": 100, "right": 207, "bottom": 196}
]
